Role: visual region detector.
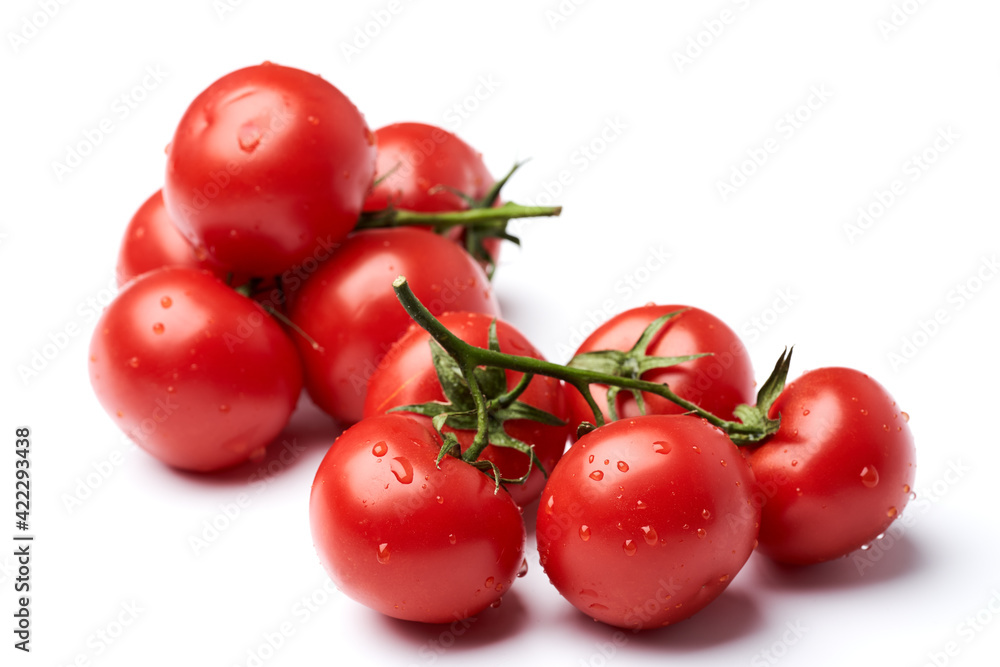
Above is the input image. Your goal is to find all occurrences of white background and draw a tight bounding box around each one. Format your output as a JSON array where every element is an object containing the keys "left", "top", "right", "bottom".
[{"left": 3, "top": 1, "right": 999, "bottom": 665}]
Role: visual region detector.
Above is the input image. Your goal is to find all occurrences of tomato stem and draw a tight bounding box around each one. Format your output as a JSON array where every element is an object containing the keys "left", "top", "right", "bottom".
[
  {"left": 391, "top": 277, "right": 770, "bottom": 443},
  {"left": 356, "top": 201, "right": 561, "bottom": 231}
]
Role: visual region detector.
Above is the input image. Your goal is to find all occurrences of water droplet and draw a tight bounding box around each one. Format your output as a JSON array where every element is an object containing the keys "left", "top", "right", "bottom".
[
  {"left": 636, "top": 500, "right": 647, "bottom": 510},
  {"left": 152, "top": 322, "right": 165, "bottom": 334},
  {"left": 860, "top": 408, "right": 869, "bottom": 416},
  {"left": 166, "top": 385, "right": 176, "bottom": 393},
  {"left": 485, "top": 577, "right": 494, "bottom": 588},
  {"left": 851, "top": 396, "right": 858, "bottom": 402},
  {"left": 436, "top": 495, "right": 444, "bottom": 504},
  {"left": 623, "top": 539, "right": 637, "bottom": 556},
  {"left": 588, "top": 454, "right": 595, "bottom": 464},
  {"left": 589, "top": 470, "right": 604, "bottom": 481},
  {"left": 903, "top": 484, "right": 911, "bottom": 494},
  {"left": 701, "top": 509, "right": 711, "bottom": 520},
  {"left": 517, "top": 559, "right": 528, "bottom": 577},
  {"left": 544, "top": 495, "right": 555, "bottom": 514},
  {"left": 720, "top": 459, "right": 727, "bottom": 467},
  {"left": 116, "top": 410, "right": 123, "bottom": 418},
  {"left": 617, "top": 461, "right": 629, "bottom": 473},
  {"left": 796, "top": 487, "right": 803, "bottom": 496},
  {"left": 589, "top": 602, "right": 609, "bottom": 611},
  {"left": 218, "top": 404, "right": 230, "bottom": 413},
  {"left": 372, "top": 441, "right": 388, "bottom": 457},
  {"left": 307, "top": 115, "right": 319, "bottom": 125},
  {"left": 719, "top": 574, "right": 730, "bottom": 582},
  {"left": 860, "top": 543, "right": 870, "bottom": 551},
  {"left": 901, "top": 411, "right": 910, "bottom": 422},
  {"left": 691, "top": 445, "right": 701, "bottom": 454},
  {"left": 883, "top": 424, "right": 890, "bottom": 432},
  {"left": 790, "top": 459, "right": 798, "bottom": 467},
  {"left": 579, "top": 525, "right": 591, "bottom": 541},
  {"left": 390, "top": 457, "right": 414, "bottom": 484},
  {"left": 860, "top": 465, "right": 879, "bottom": 488},
  {"left": 580, "top": 588, "right": 599, "bottom": 597},
  {"left": 641, "top": 525, "right": 658, "bottom": 545},
  {"left": 160, "top": 296, "right": 172, "bottom": 308},
  {"left": 490, "top": 597, "right": 503, "bottom": 608},
  {"left": 887, "top": 506, "right": 897, "bottom": 518},
  {"left": 238, "top": 123, "right": 262, "bottom": 152},
  {"left": 603, "top": 459, "right": 610, "bottom": 465},
  {"left": 696, "top": 528, "right": 707, "bottom": 539},
  {"left": 128, "top": 357, "right": 139, "bottom": 368},
  {"left": 376, "top": 543, "right": 390, "bottom": 564},
  {"left": 448, "top": 533, "right": 457, "bottom": 545},
  {"left": 652, "top": 441, "right": 671, "bottom": 454},
  {"left": 802, "top": 409, "right": 810, "bottom": 416}
]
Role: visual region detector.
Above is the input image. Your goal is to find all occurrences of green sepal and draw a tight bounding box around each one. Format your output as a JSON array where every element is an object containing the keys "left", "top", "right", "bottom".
[{"left": 731, "top": 347, "right": 793, "bottom": 445}]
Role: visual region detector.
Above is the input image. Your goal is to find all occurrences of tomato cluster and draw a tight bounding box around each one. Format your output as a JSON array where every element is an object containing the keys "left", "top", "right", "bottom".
[{"left": 89, "top": 63, "right": 917, "bottom": 635}]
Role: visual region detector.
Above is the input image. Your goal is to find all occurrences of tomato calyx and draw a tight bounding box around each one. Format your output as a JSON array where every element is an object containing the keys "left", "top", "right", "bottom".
[
  {"left": 233, "top": 278, "right": 323, "bottom": 352},
  {"left": 390, "top": 321, "right": 563, "bottom": 492},
  {"left": 731, "top": 347, "right": 794, "bottom": 443},
  {"left": 391, "top": 275, "right": 774, "bottom": 446},
  {"left": 567, "top": 309, "right": 710, "bottom": 420},
  {"left": 357, "top": 162, "right": 560, "bottom": 278}
]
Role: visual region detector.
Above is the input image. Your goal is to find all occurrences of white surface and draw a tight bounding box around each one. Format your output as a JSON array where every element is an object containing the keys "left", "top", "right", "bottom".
[{"left": 3, "top": 1, "right": 999, "bottom": 665}]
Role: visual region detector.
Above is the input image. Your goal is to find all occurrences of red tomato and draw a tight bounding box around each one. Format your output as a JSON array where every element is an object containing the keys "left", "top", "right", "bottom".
[
  {"left": 163, "top": 62, "right": 376, "bottom": 277},
  {"left": 116, "top": 190, "right": 236, "bottom": 286},
  {"left": 288, "top": 228, "right": 499, "bottom": 425},
  {"left": 568, "top": 305, "right": 755, "bottom": 432},
  {"left": 310, "top": 414, "right": 526, "bottom": 622},
  {"left": 536, "top": 415, "right": 759, "bottom": 629},
  {"left": 364, "top": 312, "right": 571, "bottom": 507},
  {"left": 745, "top": 367, "right": 916, "bottom": 565},
  {"left": 363, "top": 122, "right": 500, "bottom": 267},
  {"left": 88, "top": 267, "right": 302, "bottom": 472}
]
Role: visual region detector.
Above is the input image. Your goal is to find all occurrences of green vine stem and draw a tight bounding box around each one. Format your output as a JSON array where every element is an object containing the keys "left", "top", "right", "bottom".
[
  {"left": 391, "top": 276, "right": 773, "bottom": 448},
  {"left": 356, "top": 201, "right": 562, "bottom": 232}
]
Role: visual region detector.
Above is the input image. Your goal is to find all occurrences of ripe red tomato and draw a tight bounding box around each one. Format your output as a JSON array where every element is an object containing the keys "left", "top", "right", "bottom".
[
  {"left": 363, "top": 121, "right": 500, "bottom": 267},
  {"left": 567, "top": 305, "right": 755, "bottom": 431},
  {"left": 88, "top": 267, "right": 302, "bottom": 472},
  {"left": 364, "top": 311, "right": 571, "bottom": 507},
  {"left": 745, "top": 367, "right": 916, "bottom": 565},
  {"left": 116, "top": 190, "right": 238, "bottom": 287},
  {"left": 288, "top": 227, "right": 500, "bottom": 425},
  {"left": 310, "top": 414, "right": 526, "bottom": 622},
  {"left": 163, "top": 62, "right": 376, "bottom": 277},
  {"left": 536, "top": 415, "right": 759, "bottom": 629}
]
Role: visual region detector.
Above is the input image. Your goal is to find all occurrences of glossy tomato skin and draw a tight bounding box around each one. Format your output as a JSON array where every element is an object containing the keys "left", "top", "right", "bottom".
[
  {"left": 537, "top": 415, "right": 759, "bottom": 629},
  {"left": 164, "top": 62, "right": 376, "bottom": 277},
  {"left": 116, "top": 190, "right": 235, "bottom": 287},
  {"left": 364, "top": 312, "right": 571, "bottom": 507},
  {"left": 89, "top": 267, "right": 302, "bottom": 472},
  {"left": 289, "top": 228, "right": 499, "bottom": 425},
  {"left": 568, "top": 305, "right": 755, "bottom": 434},
  {"left": 363, "top": 122, "right": 501, "bottom": 266},
  {"left": 310, "top": 414, "right": 526, "bottom": 622},
  {"left": 746, "top": 367, "right": 916, "bottom": 565}
]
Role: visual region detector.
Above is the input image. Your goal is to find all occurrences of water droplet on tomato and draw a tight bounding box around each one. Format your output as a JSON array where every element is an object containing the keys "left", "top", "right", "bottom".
[
  {"left": 901, "top": 411, "right": 910, "bottom": 422},
  {"left": 903, "top": 484, "right": 911, "bottom": 494},
  {"left": 623, "top": 539, "right": 637, "bottom": 556},
  {"left": 883, "top": 424, "right": 890, "bottom": 432},
  {"left": 390, "top": 457, "right": 414, "bottom": 484},
  {"left": 617, "top": 461, "right": 629, "bottom": 472},
  {"left": 860, "top": 408, "right": 869, "bottom": 416},
  {"left": 152, "top": 322, "right": 165, "bottom": 334},
  {"left": 696, "top": 528, "right": 707, "bottom": 539},
  {"left": 218, "top": 404, "right": 230, "bottom": 413},
  {"left": 448, "top": 533, "right": 457, "bottom": 545},
  {"left": 701, "top": 509, "right": 711, "bottom": 520},
  {"left": 435, "top": 495, "right": 444, "bottom": 504},
  {"left": 238, "top": 123, "right": 262, "bottom": 152},
  {"left": 790, "top": 459, "right": 798, "bottom": 467},
  {"left": 544, "top": 495, "right": 554, "bottom": 514},
  {"left": 490, "top": 597, "right": 503, "bottom": 608},
  {"left": 116, "top": 410, "right": 123, "bottom": 418},
  {"left": 652, "top": 441, "right": 670, "bottom": 455},
  {"left": 485, "top": 576, "right": 494, "bottom": 588},
  {"left": 517, "top": 559, "right": 528, "bottom": 577},
  {"left": 887, "top": 506, "right": 897, "bottom": 518},
  {"left": 802, "top": 409, "right": 810, "bottom": 416},
  {"left": 589, "top": 602, "right": 609, "bottom": 611},
  {"left": 860, "top": 465, "right": 879, "bottom": 488},
  {"left": 720, "top": 459, "right": 727, "bottom": 467},
  {"left": 307, "top": 115, "right": 319, "bottom": 125},
  {"left": 588, "top": 454, "right": 595, "bottom": 464},
  {"left": 691, "top": 445, "right": 701, "bottom": 454},
  {"left": 579, "top": 525, "right": 591, "bottom": 541},
  {"left": 166, "top": 385, "right": 175, "bottom": 393},
  {"left": 636, "top": 500, "right": 647, "bottom": 509},
  {"left": 641, "top": 525, "right": 658, "bottom": 545},
  {"left": 128, "top": 357, "right": 140, "bottom": 368},
  {"left": 372, "top": 441, "right": 388, "bottom": 457},
  {"left": 376, "top": 543, "right": 391, "bottom": 564},
  {"left": 589, "top": 470, "right": 604, "bottom": 481},
  {"left": 719, "top": 574, "right": 730, "bottom": 583}
]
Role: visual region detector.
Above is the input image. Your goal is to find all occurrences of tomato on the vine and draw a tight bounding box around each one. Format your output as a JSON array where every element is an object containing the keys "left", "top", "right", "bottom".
[
  {"left": 745, "top": 367, "right": 916, "bottom": 565},
  {"left": 288, "top": 228, "right": 499, "bottom": 425},
  {"left": 89, "top": 267, "right": 302, "bottom": 472},
  {"left": 310, "top": 414, "right": 526, "bottom": 622},
  {"left": 537, "top": 415, "right": 759, "bottom": 629},
  {"left": 116, "top": 190, "right": 242, "bottom": 286},
  {"left": 364, "top": 311, "right": 571, "bottom": 507},
  {"left": 567, "top": 305, "right": 755, "bottom": 433},
  {"left": 363, "top": 122, "right": 501, "bottom": 269},
  {"left": 163, "top": 62, "right": 376, "bottom": 277}
]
